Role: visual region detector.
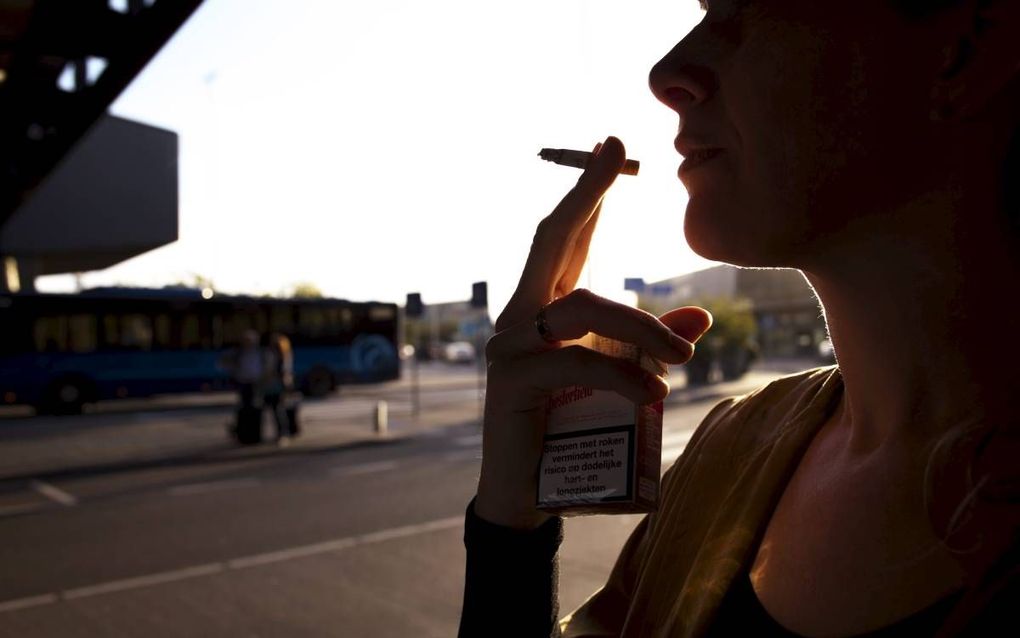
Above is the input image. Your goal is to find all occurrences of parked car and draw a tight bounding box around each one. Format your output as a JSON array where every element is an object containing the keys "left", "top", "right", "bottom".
[
  {"left": 443, "top": 341, "right": 476, "bottom": 363},
  {"left": 818, "top": 338, "right": 835, "bottom": 361}
]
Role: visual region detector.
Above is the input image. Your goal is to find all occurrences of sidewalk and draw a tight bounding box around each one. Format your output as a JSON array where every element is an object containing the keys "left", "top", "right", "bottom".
[
  {"left": 666, "top": 356, "right": 828, "bottom": 403},
  {"left": 0, "top": 395, "right": 477, "bottom": 484},
  {"left": 0, "top": 357, "right": 830, "bottom": 484}
]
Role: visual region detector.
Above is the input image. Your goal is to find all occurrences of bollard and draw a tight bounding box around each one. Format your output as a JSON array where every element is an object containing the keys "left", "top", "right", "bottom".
[{"left": 374, "top": 400, "right": 388, "bottom": 435}]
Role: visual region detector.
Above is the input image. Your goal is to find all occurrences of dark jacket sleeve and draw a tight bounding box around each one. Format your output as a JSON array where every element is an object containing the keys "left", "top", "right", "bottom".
[{"left": 458, "top": 497, "right": 564, "bottom": 638}]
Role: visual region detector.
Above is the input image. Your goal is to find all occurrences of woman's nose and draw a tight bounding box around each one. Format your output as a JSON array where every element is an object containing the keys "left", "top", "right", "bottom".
[{"left": 648, "top": 50, "right": 715, "bottom": 117}]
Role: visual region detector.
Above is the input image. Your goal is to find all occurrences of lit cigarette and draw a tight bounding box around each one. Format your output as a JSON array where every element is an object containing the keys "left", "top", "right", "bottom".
[{"left": 538, "top": 148, "right": 640, "bottom": 176}]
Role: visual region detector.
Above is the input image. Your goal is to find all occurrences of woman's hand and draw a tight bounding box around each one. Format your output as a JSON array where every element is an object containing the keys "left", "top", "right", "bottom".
[{"left": 474, "top": 136, "right": 713, "bottom": 529}]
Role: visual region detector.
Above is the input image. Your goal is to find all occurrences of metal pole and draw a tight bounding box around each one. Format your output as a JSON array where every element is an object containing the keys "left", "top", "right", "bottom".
[
  {"left": 411, "top": 355, "right": 420, "bottom": 420},
  {"left": 411, "top": 320, "right": 420, "bottom": 420},
  {"left": 430, "top": 307, "right": 439, "bottom": 356},
  {"left": 476, "top": 337, "right": 483, "bottom": 424},
  {"left": 476, "top": 314, "right": 485, "bottom": 425},
  {"left": 374, "top": 400, "right": 388, "bottom": 435}
]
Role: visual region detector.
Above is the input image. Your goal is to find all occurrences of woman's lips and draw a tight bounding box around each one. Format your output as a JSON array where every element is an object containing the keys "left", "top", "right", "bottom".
[{"left": 679, "top": 148, "right": 724, "bottom": 175}]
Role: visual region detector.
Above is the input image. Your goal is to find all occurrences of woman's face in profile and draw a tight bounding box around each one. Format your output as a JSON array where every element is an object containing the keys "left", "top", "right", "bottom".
[{"left": 650, "top": 0, "right": 948, "bottom": 268}]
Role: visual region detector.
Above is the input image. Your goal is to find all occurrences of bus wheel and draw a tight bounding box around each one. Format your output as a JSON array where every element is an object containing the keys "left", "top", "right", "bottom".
[
  {"left": 303, "top": 366, "right": 334, "bottom": 398},
  {"left": 41, "top": 377, "right": 93, "bottom": 415}
]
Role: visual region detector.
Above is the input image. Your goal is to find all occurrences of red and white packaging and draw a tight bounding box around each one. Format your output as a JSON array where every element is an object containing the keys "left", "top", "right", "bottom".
[{"left": 536, "top": 333, "right": 665, "bottom": 516}]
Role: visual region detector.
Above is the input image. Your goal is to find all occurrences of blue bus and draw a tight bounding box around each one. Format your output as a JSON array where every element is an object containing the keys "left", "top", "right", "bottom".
[{"left": 0, "top": 288, "right": 400, "bottom": 414}]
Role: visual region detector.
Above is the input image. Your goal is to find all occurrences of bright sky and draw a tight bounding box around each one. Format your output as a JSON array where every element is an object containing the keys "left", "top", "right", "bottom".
[{"left": 37, "top": 0, "right": 715, "bottom": 313}]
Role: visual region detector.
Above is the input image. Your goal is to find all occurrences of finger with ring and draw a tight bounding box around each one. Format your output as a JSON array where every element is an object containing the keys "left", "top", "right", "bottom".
[{"left": 485, "top": 289, "right": 696, "bottom": 364}]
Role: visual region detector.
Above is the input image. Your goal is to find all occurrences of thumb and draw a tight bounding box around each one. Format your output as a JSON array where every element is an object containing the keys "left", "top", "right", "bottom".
[{"left": 659, "top": 306, "right": 713, "bottom": 344}]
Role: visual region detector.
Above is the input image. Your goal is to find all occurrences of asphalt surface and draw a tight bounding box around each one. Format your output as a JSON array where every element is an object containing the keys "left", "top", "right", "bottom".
[{"left": 0, "top": 359, "right": 825, "bottom": 637}]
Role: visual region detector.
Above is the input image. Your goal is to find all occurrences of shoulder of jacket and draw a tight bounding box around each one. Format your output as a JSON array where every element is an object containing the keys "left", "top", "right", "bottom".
[{"left": 688, "top": 365, "right": 838, "bottom": 458}]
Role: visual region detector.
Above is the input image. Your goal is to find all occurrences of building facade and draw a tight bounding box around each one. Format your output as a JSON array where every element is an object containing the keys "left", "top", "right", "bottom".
[{"left": 637, "top": 265, "right": 827, "bottom": 358}]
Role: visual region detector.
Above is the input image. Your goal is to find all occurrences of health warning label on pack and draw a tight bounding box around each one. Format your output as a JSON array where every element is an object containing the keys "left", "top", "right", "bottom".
[{"left": 538, "top": 429, "right": 631, "bottom": 505}]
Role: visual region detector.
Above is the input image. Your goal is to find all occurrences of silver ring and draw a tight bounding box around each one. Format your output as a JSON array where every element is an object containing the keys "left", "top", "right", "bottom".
[{"left": 535, "top": 304, "right": 557, "bottom": 343}]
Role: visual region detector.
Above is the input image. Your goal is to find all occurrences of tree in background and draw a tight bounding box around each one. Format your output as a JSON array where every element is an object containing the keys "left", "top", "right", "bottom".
[
  {"left": 165, "top": 273, "right": 215, "bottom": 291},
  {"left": 287, "top": 282, "right": 323, "bottom": 299},
  {"left": 640, "top": 295, "right": 759, "bottom": 385}
]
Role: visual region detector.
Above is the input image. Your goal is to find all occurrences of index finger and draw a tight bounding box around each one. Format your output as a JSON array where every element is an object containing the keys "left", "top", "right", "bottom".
[{"left": 499, "top": 136, "right": 627, "bottom": 328}]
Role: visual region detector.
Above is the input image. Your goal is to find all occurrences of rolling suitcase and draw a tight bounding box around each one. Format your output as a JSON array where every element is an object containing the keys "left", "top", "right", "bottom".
[
  {"left": 286, "top": 403, "right": 300, "bottom": 437},
  {"left": 235, "top": 406, "right": 263, "bottom": 444}
]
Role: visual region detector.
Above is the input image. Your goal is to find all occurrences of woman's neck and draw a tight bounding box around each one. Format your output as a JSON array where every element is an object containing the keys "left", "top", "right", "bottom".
[{"left": 802, "top": 186, "right": 1019, "bottom": 460}]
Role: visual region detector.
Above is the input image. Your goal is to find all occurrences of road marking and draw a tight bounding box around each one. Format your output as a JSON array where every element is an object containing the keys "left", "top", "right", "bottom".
[
  {"left": 452, "top": 434, "right": 482, "bottom": 447},
  {"left": 227, "top": 538, "right": 358, "bottom": 569},
  {"left": 0, "top": 593, "right": 59, "bottom": 613},
  {"left": 357, "top": 516, "right": 460, "bottom": 544},
  {"left": 30, "top": 480, "right": 77, "bottom": 507},
  {"left": 329, "top": 460, "right": 399, "bottom": 476},
  {"left": 168, "top": 477, "right": 260, "bottom": 496},
  {"left": 0, "top": 502, "right": 46, "bottom": 518},
  {"left": 63, "top": 564, "right": 225, "bottom": 600},
  {"left": 0, "top": 515, "right": 462, "bottom": 613}
]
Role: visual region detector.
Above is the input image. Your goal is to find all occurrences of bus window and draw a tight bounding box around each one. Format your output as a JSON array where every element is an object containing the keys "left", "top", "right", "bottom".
[
  {"left": 211, "top": 313, "right": 224, "bottom": 349},
  {"left": 299, "top": 307, "right": 326, "bottom": 341},
  {"left": 224, "top": 313, "right": 254, "bottom": 346},
  {"left": 324, "top": 308, "right": 343, "bottom": 337},
  {"left": 270, "top": 306, "right": 294, "bottom": 333},
  {"left": 349, "top": 306, "right": 371, "bottom": 334},
  {"left": 253, "top": 309, "right": 268, "bottom": 334},
  {"left": 181, "top": 314, "right": 201, "bottom": 349},
  {"left": 369, "top": 305, "right": 395, "bottom": 321},
  {"left": 68, "top": 315, "right": 98, "bottom": 353},
  {"left": 34, "top": 316, "right": 68, "bottom": 352},
  {"left": 103, "top": 314, "right": 120, "bottom": 348},
  {"left": 154, "top": 315, "right": 172, "bottom": 349},
  {"left": 121, "top": 314, "right": 153, "bottom": 351}
]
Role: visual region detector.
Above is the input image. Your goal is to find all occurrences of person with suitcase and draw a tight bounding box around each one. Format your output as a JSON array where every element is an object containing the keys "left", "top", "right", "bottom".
[
  {"left": 220, "top": 329, "right": 267, "bottom": 445},
  {"left": 264, "top": 333, "right": 298, "bottom": 446}
]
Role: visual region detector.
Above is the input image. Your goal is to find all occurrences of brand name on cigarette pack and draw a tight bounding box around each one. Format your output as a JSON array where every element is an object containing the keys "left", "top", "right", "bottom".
[{"left": 548, "top": 386, "right": 593, "bottom": 411}]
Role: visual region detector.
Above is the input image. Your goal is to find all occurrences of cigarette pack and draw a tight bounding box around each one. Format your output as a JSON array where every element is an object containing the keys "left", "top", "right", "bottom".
[{"left": 536, "top": 333, "right": 665, "bottom": 516}]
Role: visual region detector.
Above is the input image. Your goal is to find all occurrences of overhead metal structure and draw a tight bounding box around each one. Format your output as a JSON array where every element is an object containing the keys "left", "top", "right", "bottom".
[{"left": 0, "top": 0, "right": 203, "bottom": 224}]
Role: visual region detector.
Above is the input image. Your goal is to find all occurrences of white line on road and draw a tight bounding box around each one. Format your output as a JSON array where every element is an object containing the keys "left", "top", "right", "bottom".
[
  {"left": 0, "top": 515, "right": 463, "bottom": 614},
  {"left": 0, "top": 502, "right": 46, "bottom": 518},
  {"left": 168, "top": 477, "right": 261, "bottom": 496},
  {"left": 30, "top": 480, "right": 77, "bottom": 507},
  {"left": 329, "top": 460, "right": 399, "bottom": 476},
  {"left": 63, "top": 564, "right": 225, "bottom": 600},
  {"left": 357, "top": 516, "right": 461, "bottom": 544},
  {"left": 227, "top": 537, "right": 358, "bottom": 569},
  {"left": 0, "top": 593, "right": 59, "bottom": 613}
]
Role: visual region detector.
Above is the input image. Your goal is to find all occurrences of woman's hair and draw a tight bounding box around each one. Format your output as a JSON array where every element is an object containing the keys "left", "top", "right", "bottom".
[
  {"left": 274, "top": 333, "right": 292, "bottom": 356},
  {"left": 887, "top": 0, "right": 1020, "bottom": 227},
  {"left": 895, "top": 0, "right": 1020, "bottom": 601}
]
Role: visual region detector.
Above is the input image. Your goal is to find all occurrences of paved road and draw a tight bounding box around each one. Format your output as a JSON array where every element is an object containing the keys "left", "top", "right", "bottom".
[{"left": 0, "top": 360, "right": 824, "bottom": 636}]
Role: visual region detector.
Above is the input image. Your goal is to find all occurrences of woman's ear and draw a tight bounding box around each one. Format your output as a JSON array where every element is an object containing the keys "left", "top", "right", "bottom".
[{"left": 930, "top": 0, "right": 1020, "bottom": 122}]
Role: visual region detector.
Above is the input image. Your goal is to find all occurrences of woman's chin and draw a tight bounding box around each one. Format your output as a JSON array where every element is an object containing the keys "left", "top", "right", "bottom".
[
  {"left": 683, "top": 191, "right": 820, "bottom": 268},
  {"left": 683, "top": 216, "right": 798, "bottom": 269}
]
